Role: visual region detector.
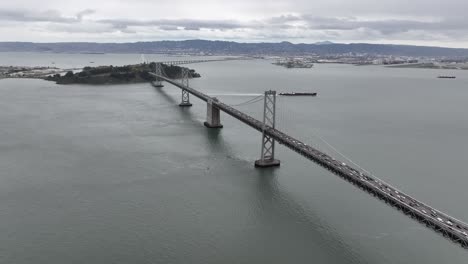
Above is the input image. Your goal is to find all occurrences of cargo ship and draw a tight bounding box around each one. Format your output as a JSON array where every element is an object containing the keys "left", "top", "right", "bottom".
[
  {"left": 438, "top": 76, "right": 456, "bottom": 79},
  {"left": 279, "top": 92, "right": 317, "bottom": 96}
]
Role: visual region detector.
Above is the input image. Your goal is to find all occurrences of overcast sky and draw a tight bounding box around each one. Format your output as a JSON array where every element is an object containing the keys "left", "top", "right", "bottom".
[{"left": 0, "top": 0, "right": 467, "bottom": 47}]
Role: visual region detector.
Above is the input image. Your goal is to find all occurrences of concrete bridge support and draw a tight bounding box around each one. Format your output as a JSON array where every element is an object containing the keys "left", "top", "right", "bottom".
[
  {"left": 255, "top": 90, "right": 280, "bottom": 168},
  {"left": 204, "top": 98, "right": 223, "bottom": 128}
]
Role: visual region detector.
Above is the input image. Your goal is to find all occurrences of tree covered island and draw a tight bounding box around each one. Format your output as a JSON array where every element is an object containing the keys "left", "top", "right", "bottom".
[{"left": 45, "top": 62, "right": 201, "bottom": 84}]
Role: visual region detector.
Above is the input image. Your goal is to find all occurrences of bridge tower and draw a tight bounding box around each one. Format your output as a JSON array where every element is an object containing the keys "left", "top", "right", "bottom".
[
  {"left": 153, "top": 63, "right": 164, "bottom": 88},
  {"left": 255, "top": 90, "right": 280, "bottom": 168},
  {"left": 204, "top": 98, "right": 223, "bottom": 128},
  {"left": 179, "top": 68, "right": 193, "bottom": 107}
]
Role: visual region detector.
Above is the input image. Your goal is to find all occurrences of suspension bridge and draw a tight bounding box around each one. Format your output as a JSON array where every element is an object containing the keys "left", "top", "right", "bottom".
[
  {"left": 149, "top": 62, "right": 468, "bottom": 250},
  {"left": 156, "top": 58, "right": 248, "bottom": 65},
  {"left": 140, "top": 54, "right": 251, "bottom": 66}
]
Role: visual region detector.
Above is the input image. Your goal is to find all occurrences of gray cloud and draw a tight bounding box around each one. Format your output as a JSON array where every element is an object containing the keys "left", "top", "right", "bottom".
[
  {"left": 302, "top": 16, "right": 468, "bottom": 35},
  {"left": 76, "top": 9, "right": 95, "bottom": 20},
  {"left": 267, "top": 14, "right": 303, "bottom": 24},
  {"left": 96, "top": 18, "right": 244, "bottom": 31},
  {"left": 0, "top": 4, "right": 468, "bottom": 46},
  {"left": 0, "top": 8, "right": 96, "bottom": 23},
  {"left": 158, "top": 25, "right": 179, "bottom": 31},
  {"left": 2, "top": 7, "right": 467, "bottom": 37},
  {"left": 0, "top": 9, "right": 76, "bottom": 23}
]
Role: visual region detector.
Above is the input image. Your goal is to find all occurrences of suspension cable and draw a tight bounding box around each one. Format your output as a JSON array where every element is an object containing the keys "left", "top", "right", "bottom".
[
  {"left": 309, "top": 131, "right": 374, "bottom": 176},
  {"left": 276, "top": 97, "right": 376, "bottom": 177},
  {"left": 229, "top": 95, "right": 264, "bottom": 107}
]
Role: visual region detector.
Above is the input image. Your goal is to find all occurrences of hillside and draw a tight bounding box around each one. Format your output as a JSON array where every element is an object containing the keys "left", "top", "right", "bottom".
[
  {"left": 1, "top": 40, "right": 468, "bottom": 57},
  {"left": 44, "top": 63, "right": 200, "bottom": 85}
]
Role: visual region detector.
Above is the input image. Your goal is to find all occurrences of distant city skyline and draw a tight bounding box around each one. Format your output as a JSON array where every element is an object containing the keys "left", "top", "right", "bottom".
[{"left": 1, "top": 0, "right": 467, "bottom": 48}]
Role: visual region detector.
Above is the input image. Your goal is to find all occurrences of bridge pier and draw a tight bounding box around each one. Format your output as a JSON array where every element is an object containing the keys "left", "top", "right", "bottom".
[
  {"left": 255, "top": 158, "right": 280, "bottom": 168},
  {"left": 204, "top": 98, "right": 223, "bottom": 128},
  {"left": 255, "top": 90, "right": 280, "bottom": 168}
]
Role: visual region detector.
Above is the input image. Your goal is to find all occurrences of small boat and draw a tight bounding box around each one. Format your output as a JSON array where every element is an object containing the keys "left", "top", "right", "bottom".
[
  {"left": 438, "top": 76, "right": 456, "bottom": 79},
  {"left": 279, "top": 92, "right": 317, "bottom": 96}
]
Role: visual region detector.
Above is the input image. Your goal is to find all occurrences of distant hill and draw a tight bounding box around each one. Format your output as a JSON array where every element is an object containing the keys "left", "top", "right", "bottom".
[
  {"left": 314, "top": 41, "right": 335, "bottom": 45},
  {"left": 1, "top": 40, "right": 468, "bottom": 57}
]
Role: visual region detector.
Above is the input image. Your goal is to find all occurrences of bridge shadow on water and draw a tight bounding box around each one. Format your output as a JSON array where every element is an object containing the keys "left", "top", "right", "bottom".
[
  {"left": 150, "top": 83, "right": 199, "bottom": 124},
  {"left": 149, "top": 82, "right": 370, "bottom": 263},
  {"left": 253, "top": 169, "right": 370, "bottom": 263},
  {"left": 150, "top": 82, "right": 226, "bottom": 147},
  {"left": 202, "top": 136, "right": 369, "bottom": 262}
]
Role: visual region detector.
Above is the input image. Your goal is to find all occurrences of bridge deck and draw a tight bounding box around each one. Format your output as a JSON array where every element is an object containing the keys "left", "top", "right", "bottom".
[
  {"left": 150, "top": 72, "right": 468, "bottom": 249},
  {"left": 157, "top": 57, "right": 249, "bottom": 66}
]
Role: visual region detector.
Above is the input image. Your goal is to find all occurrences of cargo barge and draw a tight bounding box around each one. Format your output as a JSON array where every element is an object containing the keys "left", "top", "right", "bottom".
[{"left": 279, "top": 92, "right": 317, "bottom": 96}]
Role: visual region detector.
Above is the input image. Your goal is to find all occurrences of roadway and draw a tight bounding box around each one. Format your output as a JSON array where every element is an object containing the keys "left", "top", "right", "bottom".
[{"left": 157, "top": 57, "right": 252, "bottom": 66}]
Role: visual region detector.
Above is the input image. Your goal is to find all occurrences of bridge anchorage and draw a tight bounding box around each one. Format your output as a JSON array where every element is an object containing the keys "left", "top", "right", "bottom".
[
  {"left": 255, "top": 90, "right": 280, "bottom": 168},
  {"left": 179, "top": 68, "right": 193, "bottom": 107}
]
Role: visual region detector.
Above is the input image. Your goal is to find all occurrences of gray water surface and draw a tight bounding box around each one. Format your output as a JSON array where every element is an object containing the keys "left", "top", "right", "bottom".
[{"left": 1, "top": 54, "right": 467, "bottom": 263}]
